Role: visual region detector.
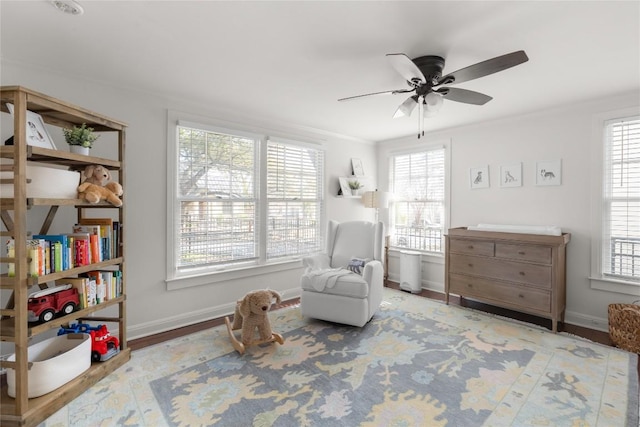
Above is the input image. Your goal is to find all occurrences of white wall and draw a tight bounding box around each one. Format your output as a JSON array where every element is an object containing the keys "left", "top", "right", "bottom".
[
  {"left": 3, "top": 60, "right": 638, "bottom": 339},
  {"left": 1, "top": 61, "right": 378, "bottom": 340},
  {"left": 378, "top": 93, "right": 640, "bottom": 331}
]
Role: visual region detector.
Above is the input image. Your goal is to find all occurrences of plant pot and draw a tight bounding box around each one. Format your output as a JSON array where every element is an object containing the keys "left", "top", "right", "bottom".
[
  {"left": 351, "top": 189, "right": 362, "bottom": 196},
  {"left": 69, "top": 145, "right": 89, "bottom": 155}
]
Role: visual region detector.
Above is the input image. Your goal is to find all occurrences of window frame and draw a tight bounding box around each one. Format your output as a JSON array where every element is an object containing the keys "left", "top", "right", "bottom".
[
  {"left": 589, "top": 106, "right": 640, "bottom": 295},
  {"left": 166, "top": 111, "right": 325, "bottom": 289},
  {"left": 387, "top": 142, "right": 450, "bottom": 256}
]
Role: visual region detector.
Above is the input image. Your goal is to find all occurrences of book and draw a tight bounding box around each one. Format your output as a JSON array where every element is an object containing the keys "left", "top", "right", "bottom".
[
  {"left": 6, "top": 239, "right": 15, "bottom": 277},
  {"left": 67, "top": 232, "right": 90, "bottom": 267},
  {"left": 72, "top": 224, "right": 102, "bottom": 263},
  {"left": 33, "top": 235, "right": 69, "bottom": 270},
  {"left": 77, "top": 218, "right": 113, "bottom": 261}
]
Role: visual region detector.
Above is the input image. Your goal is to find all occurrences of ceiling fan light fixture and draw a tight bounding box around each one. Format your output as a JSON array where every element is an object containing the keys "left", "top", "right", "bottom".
[
  {"left": 51, "top": 0, "right": 84, "bottom": 16},
  {"left": 425, "top": 92, "right": 443, "bottom": 112}
]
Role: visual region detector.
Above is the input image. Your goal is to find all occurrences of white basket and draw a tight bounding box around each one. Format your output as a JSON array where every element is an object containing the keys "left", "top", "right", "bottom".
[
  {"left": 7, "top": 333, "right": 91, "bottom": 398},
  {"left": 0, "top": 163, "right": 80, "bottom": 199}
]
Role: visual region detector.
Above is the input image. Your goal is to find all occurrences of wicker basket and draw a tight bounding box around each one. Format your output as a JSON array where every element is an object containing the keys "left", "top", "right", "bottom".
[{"left": 608, "top": 301, "right": 640, "bottom": 353}]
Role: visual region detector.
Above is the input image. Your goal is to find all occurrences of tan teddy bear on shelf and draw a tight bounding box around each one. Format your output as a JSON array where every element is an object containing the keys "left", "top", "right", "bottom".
[
  {"left": 77, "top": 181, "right": 123, "bottom": 207},
  {"left": 78, "top": 164, "right": 123, "bottom": 206},
  {"left": 232, "top": 289, "right": 282, "bottom": 345},
  {"left": 82, "top": 164, "right": 112, "bottom": 186}
]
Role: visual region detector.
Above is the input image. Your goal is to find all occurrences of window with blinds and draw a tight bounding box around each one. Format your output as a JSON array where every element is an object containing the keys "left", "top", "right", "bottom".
[
  {"left": 602, "top": 116, "right": 640, "bottom": 282},
  {"left": 173, "top": 124, "right": 325, "bottom": 275},
  {"left": 266, "top": 139, "right": 324, "bottom": 260},
  {"left": 176, "top": 126, "right": 258, "bottom": 271},
  {"left": 389, "top": 147, "right": 445, "bottom": 253}
]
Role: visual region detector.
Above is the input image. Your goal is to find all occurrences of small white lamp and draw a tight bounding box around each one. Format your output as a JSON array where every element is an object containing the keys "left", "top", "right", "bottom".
[{"left": 362, "top": 190, "right": 390, "bottom": 223}]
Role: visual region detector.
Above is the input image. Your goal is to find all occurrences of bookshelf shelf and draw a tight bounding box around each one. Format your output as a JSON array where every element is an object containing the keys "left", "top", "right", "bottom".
[{"left": 0, "top": 86, "right": 129, "bottom": 427}]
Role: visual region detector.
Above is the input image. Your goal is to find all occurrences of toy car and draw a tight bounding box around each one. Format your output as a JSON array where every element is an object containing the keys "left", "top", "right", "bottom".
[{"left": 58, "top": 322, "right": 120, "bottom": 362}]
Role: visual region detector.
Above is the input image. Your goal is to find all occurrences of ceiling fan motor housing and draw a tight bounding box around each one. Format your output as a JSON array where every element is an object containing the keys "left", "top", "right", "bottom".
[{"left": 412, "top": 55, "right": 445, "bottom": 87}]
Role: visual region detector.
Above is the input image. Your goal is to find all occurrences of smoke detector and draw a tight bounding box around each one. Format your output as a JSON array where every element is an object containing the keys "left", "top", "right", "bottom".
[{"left": 51, "top": 0, "right": 84, "bottom": 16}]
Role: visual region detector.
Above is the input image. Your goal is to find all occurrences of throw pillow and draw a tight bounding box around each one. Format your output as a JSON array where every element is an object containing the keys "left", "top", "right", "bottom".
[{"left": 347, "top": 258, "right": 368, "bottom": 275}]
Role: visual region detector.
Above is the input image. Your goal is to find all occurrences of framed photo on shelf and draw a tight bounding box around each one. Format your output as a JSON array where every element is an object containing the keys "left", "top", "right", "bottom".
[
  {"left": 536, "top": 159, "right": 561, "bottom": 186},
  {"left": 500, "top": 163, "right": 522, "bottom": 188},
  {"left": 351, "top": 158, "right": 365, "bottom": 176},
  {"left": 6, "top": 103, "right": 57, "bottom": 150},
  {"left": 469, "top": 165, "right": 489, "bottom": 189}
]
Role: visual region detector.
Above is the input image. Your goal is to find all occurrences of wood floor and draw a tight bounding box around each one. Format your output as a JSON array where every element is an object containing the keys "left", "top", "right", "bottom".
[{"left": 129, "top": 282, "right": 639, "bottom": 376}]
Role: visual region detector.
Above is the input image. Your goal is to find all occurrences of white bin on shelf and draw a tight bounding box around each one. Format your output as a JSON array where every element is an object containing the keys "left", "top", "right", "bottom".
[
  {"left": 400, "top": 250, "right": 422, "bottom": 293},
  {"left": 7, "top": 333, "right": 91, "bottom": 398}
]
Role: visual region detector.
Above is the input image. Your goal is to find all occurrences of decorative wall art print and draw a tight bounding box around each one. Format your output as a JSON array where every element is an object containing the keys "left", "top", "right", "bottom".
[
  {"left": 536, "top": 159, "right": 562, "bottom": 186},
  {"left": 470, "top": 165, "right": 490, "bottom": 189},
  {"left": 6, "top": 103, "right": 57, "bottom": 150},
  {"left": 500, "top": 163, "right": 522, "bottom": 188},
  {"left": 351, "top": 158, "right": 365, "bottom": 176}
]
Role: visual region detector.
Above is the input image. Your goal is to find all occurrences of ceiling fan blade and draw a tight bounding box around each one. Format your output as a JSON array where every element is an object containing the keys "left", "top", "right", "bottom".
[
  {"left": 393, "top": 95, "right": 418, "bottom": 118},
  {"left": 436, "top": 87, "right": 493, "bottom": 105},
  {"left": 338, "top": 88, "right": 412, "bottom": 102},
  {"left": 386, "top": 53, "right": 426, "bottom": 85},
  {"left": 437, "top": 50, "right": 528, "bottom": 86}
]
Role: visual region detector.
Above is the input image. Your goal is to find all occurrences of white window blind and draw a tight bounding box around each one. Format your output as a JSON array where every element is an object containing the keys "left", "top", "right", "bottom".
[
  {"left": 390, "top": 148, "right": 445, "bottom": 253},
  {"left": 266, "top": 139, "right": 324, "bottom": 260},
  {"left": 602, "top": 116, "right": 640, "bottom": 282},
  {"left": 176, "top": 126, "right": 258, "bottom": 271}
]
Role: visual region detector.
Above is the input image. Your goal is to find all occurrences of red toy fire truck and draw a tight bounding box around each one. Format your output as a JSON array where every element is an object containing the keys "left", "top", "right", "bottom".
[
  {"left": 27, "top": 284, "right": 80, "bottom": 323},
  {"left": 58, "top": 322, "right": 120, "bottom": 362}
]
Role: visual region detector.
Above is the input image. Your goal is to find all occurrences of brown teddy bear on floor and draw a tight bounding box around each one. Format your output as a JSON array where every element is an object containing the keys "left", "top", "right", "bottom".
[{"left": 232, "top": 289, "right": 282, "bottom": 345}]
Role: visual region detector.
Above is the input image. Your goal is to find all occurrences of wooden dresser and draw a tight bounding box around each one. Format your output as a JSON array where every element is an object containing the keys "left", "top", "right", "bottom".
[{"left": 445, "top": 227, "right": 570, "bottom": 332}]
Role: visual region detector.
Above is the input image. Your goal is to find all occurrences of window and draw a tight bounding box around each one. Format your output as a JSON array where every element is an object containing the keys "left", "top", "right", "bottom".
[
  {"left": 601, "top": 115, "right": 640, "bottom": 283},
  {"left": 169, "top": 118, "right": 324, "bottom": 280},
  {"left": 389, "top": 147, "right": 446, "bottom": 253},
  {"left": 266, "top": 138, "right": 324, "bottom": 260}
]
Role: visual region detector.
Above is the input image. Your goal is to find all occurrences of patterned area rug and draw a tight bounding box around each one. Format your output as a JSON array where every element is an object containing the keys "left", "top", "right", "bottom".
[{"left": 43, "top": 288, "right": 638, "bottom": 426}]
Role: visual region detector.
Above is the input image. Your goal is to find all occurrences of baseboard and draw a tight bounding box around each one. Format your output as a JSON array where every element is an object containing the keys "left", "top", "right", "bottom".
[
  {"left": 564, "top": 310, "right": 609, "bottom": 333},
  {"left": 127, "top": 288, "right": 302, "bottom": 341}
]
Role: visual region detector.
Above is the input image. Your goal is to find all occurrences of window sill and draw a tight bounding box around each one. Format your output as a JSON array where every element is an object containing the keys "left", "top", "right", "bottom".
[
  {"left": 166, "top": 259, "right": 304, "bottom": 291},
  {"left": 589, "top": 276, "right": 640, "bottom": 296}
]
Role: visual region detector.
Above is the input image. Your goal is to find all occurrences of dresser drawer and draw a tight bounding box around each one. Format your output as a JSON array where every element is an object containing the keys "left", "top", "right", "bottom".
[
  {"left": 449, "top": 254, "right": 552, "bottom": 288},
  {"left": 495, "top": 243, "right": 551, "bottom": 264},
  {"left": 448, "top": 238, "right": 494, "bottom": 256},
  {"left": 449, "top": 273, "right": 550, "bottom": 312}
]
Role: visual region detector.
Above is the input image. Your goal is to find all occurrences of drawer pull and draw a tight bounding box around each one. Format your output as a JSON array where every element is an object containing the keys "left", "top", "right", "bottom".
[
  {"left": 518, "top": 293, "right": 525, "bottom": 298},
  {"left": 467, "top": 283, "right": 473, "bottom": 288},
  {"left": 468, "top": 263, "right": 473, "bottom": 267},
  {"left": 518, "top": 251, "right": 526, "bottom": 255},
  {"left": 519, "top": 271, "right": 525, "bottom": 276},
  {"left": 467, "top": 245, "right": 474, "bottom": 249}
]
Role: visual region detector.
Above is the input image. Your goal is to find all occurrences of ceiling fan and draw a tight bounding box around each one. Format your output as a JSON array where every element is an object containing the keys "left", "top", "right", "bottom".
[{"left": 338, "top": 50, "right": 529, "bottom": 138}]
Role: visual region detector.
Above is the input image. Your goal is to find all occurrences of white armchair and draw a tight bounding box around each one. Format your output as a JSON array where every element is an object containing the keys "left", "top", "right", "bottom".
[{"left": 300, "top": 220, "right": 385, "bottom": 327}]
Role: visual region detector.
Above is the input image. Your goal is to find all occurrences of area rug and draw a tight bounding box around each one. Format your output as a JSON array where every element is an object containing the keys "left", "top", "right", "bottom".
[{"left": 43, "top": 288, "right": 638, "bottom": 427}]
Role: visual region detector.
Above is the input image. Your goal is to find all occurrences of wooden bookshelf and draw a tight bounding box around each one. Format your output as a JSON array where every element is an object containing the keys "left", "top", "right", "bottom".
[{"left": 0, "top": 86, "right": 129, "bottom": 427}]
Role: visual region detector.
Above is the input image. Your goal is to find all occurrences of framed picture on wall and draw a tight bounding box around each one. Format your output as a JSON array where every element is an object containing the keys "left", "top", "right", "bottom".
[
  {"left": 536, "top": 159, "right": 562, "bottom": 186},
  {"left": 470, "top": 165, "right": 489, "bottom": 189},
  {"left": 351, "top": 158, "right": 365, "bottom": 176},
  {"left": 500, "top": 163, "right": 522, "bottom": 187}
]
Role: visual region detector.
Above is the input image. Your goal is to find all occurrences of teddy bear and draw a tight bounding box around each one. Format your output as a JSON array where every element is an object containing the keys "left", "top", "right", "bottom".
[
  {"left": 77, "top": 181, "right": 123, "bottom": 207},
  {"left": 232, "top": 289, "right": 282, "bottom": 345},
  {"left": 82, "top": 164, "right": 113, "bottom": 186}
]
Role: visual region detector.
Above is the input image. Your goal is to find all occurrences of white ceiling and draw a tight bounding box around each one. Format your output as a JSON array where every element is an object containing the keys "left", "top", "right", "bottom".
[{"left": 1, "top": 1, "right": 639, "bottom": 142}]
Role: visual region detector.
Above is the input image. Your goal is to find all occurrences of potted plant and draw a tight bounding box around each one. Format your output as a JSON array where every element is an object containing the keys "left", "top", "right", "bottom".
[
  {"left": 63, "top": 123, "right": 100, "bottom": 155},
  {"left": 348, "top": 179, "right": 363, "bottom": 196}
]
